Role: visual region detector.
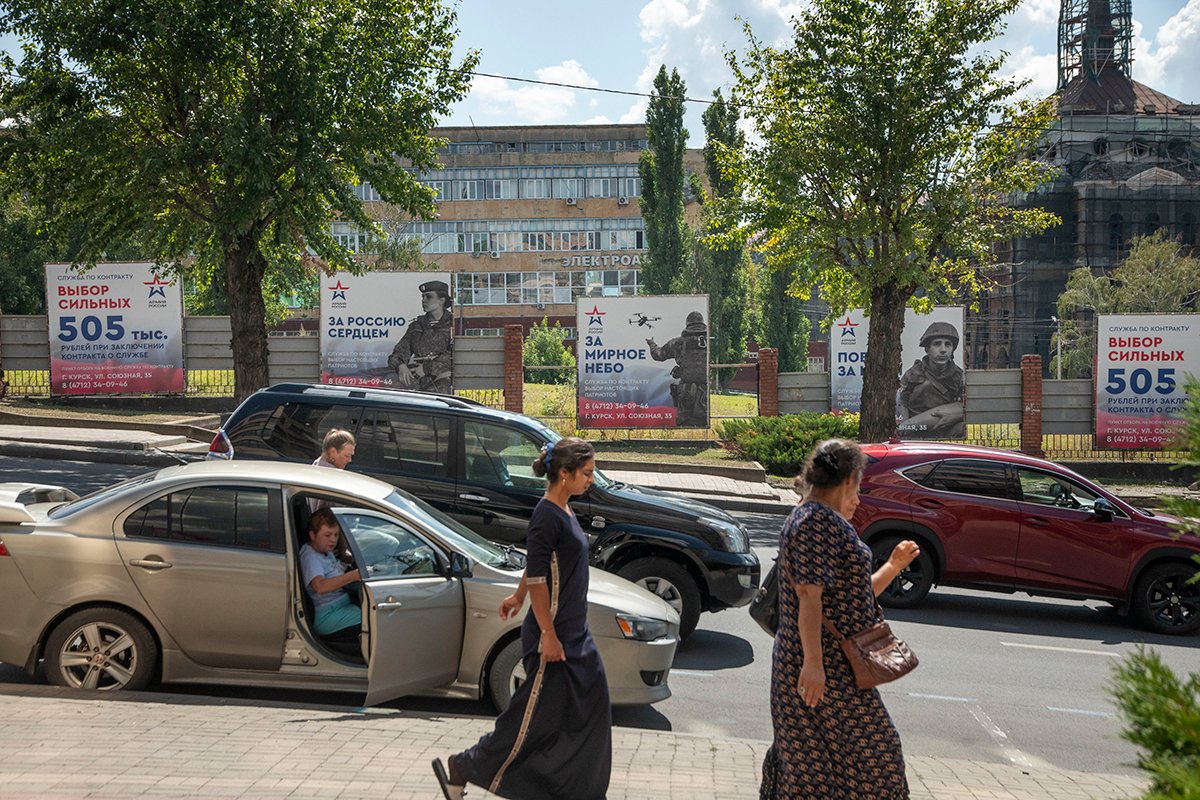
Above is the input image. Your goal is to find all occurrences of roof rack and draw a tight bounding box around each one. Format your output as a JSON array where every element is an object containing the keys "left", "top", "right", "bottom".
[{"left": 263, "top": 383, "right": 486, "bottom": 409}]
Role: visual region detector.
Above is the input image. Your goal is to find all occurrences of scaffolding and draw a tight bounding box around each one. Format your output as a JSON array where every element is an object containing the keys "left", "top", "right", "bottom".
[{"left": 1058, "top": 0, "right": 1133, "bottom": 89}]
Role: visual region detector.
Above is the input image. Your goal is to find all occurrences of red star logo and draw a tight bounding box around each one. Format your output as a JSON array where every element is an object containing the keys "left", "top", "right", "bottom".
[
  {"left": 329, "top": 280, "right": 350, "bottom": 300},
  {"left": 144, "top": 275, "right": 171, "bottom": 298},
  {"left": 586, "top": 305, "right": 606, "bottom": 326},
  {"left": 837, "top": 316, "right": 859, "bottom": 339}
]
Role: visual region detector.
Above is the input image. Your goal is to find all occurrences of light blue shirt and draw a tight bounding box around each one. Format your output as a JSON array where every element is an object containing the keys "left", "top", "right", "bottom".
[{"left": 300, "top": 543, "right": 349, "bottom": 610}]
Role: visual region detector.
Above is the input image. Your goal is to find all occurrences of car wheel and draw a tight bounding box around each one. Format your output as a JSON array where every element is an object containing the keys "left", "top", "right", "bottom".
[
  {"left": 871, "top": 537, "right": 935, "bottom": 609},
  {"left": 44, "top": 608, "right": 157, "bottom": 692},
  {"left": 617, "top": 557, "right": 701, "bottom": 641},
  {"left": 487, "top": 638, "right": 526, "bottom": 712},
  {"left": 1131, "top": 563, "right": 1200, "bottom": 635}
]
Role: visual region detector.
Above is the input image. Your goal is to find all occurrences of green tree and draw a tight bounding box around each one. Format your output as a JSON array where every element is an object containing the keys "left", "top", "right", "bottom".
[
  {"left": 699, "top": 90, "right": 750, "bottom": 387},
  {"left": 638, "top": 65, "right": 689, "bottom": 296},
  {"left": 523, "top": 317, "right": 575, "bottom": 385},
  {"left": 1054, "top": 232, "right": 1200, "bottom": 378},
  {"left": 0, "top": 0, "right": 477, "bottom": 401},
  {"left": 761, "top": 261, "right": 811, "bottom": 373},
  {"left": 0, "top": 195, "right": 52, "bottom": 314},
  {"left": 725, "top": 0, "right": 1058, "bottom": 441}
]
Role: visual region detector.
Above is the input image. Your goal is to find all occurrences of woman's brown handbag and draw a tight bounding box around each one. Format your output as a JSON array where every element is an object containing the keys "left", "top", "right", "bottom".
[{"left": 821, "top": 609, "right": 918, "bottom": 689}]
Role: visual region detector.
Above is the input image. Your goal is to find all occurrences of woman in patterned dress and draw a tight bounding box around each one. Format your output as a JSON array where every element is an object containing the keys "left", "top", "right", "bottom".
[
  {"left": 765, "top": 439, "right": 921, "bottom": 799},
  {"left": 433, "top": 436, "right": 611, "bottom": 800}
]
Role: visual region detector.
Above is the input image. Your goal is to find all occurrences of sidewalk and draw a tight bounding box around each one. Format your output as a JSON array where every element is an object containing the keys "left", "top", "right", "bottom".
[{"left": 0, "top": 683, "right": 1149, "bottom": 800}]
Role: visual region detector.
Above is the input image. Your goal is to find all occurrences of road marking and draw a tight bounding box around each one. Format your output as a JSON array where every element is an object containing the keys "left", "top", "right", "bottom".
[
  {"left": 907, "top": 692, "right": 975, "bottom": 703},
  {"left": 968, "top": 703, "right": 1041, "bottom": 770},
  {"left": 1000, "top": 642, "right": 1120, "bottom": 657},
  {"left": 669, "top": 669, "right": 712, "bottom": 677},
  {"left": 1047, "top": 706, "right": 1117, "bottom": 718}
]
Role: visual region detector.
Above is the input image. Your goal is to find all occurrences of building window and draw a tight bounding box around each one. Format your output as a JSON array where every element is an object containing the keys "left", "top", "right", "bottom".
[
  {"left": 1109, "top": 213, "right": 1125, "bottom": 254},
  {"left": 1143, "top": 212, "right": 1162, "bottom": 238},
  {"left": 454, "top": 270, "right": 640, "bottom": 306}
]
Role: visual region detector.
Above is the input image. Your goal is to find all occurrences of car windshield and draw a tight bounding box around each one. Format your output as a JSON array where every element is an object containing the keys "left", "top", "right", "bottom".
[
  {"left": 48, "top": 474, "right": 157, "bottom": 519},
  {"left": 382, "top": 490, "right": 514, "bottom": 569},
  {"left": 533, "top": 425, "right": 612, "bottom": 489}
]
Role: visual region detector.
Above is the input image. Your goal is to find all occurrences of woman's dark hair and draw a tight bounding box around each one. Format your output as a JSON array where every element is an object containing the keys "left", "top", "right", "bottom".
[
  {"left": 532, "top": 436, "right": 595, "bottom": 481},
  {"left": 801, "top": 439, "right": 867, "bottom": 489}
]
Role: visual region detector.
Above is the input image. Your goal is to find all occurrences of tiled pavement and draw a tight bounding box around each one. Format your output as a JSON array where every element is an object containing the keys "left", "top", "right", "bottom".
[{"left": 0, "top": 685, "right": 1148, "bottom": 799}]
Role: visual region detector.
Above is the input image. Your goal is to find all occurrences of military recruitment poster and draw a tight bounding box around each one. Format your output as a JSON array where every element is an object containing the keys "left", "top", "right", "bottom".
[
  {"left": 829, "top": 306, "right": 966, "bottom": 439},
  {"left": 45, "top": 262, "right": 185, "bottom": 395},
  {"left": 576, "top": 296, "right": 709, "bottom": 428},
  {"left": 1095, "top": 313, "right": 1199, "bottom": 450},
  {"left": 320, "top": 271, "right": 454, "bottom": 392}
]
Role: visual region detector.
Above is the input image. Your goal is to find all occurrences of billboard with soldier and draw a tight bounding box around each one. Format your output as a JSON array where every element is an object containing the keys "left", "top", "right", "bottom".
[
  {"left": 320, "top": 271, "right": 453, "bottom": 392},
  {"left": 576, "top": 295, "right": 709, "bottom": 428},
  {"left": 830, "top": 306, "right": 965, "bottom": 439}
]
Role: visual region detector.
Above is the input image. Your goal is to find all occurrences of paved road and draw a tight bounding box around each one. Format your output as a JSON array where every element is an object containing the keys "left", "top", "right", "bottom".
[{"left": 3, "top": 460, "right": 1197, "bottom": 779}]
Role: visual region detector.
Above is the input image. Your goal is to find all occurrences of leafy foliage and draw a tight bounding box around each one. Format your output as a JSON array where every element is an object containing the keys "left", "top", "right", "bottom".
[
  {"left": 717, "top": 412, "right": 859, "bottom": 476},
  {"left": 724, "top": 0, "right": 1059, "bottom": 441},
  {"left": 638, "top": 65, "right": 689, "bottom": 296},
  {"left": 523, "top": 318, "right": 576, "bottom": 385},
  {"left": 0, "top": 195, "right": 52, "bottom": 314},
  {"left": 0, "top": 0, "right": 477, "bottom": 399},
  {"left": 1054, "top": 233, "right": 1200, "bottom": 378},
  {"left": 761, "top": 262, "right": 812, "bottom": 373},
  {"left": 1110, "top": 647, "right": 1200, "bottom": 800}
]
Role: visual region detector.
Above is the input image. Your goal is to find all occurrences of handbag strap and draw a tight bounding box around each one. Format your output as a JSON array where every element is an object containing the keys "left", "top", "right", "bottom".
[{"left": 820, "top": 614, "right": 847, "bottom": 642}]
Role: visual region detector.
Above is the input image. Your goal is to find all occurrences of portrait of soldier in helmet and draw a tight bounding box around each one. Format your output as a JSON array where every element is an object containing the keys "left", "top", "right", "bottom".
[
  {"left": 646, "top": 310, "right": 710, "bottom": 428},
  {"left": 387, "top": 280, "right": 453, "bottom": 394},
  {"left": 897, "top": 320, "right": 965, "bottom": 439}
]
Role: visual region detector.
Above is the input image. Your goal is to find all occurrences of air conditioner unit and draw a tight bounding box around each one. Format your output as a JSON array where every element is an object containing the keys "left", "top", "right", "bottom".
[
  {"left": 471, "top": 250, "right": 482, "bottom": 258},
  {"left": 565, "top": 197, "right": 577, "bottom": 206},
  {"left": 489, "top": 250, "right": 501, "bottom": 259},
  {"left": 617, "top": 196, "right": 629, "bottom": 206}
]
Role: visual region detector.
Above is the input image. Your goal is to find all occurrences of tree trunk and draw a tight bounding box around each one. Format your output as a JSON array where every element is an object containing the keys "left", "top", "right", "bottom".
[
  {"left": 859, "top": 282, "right": 910, "bottom": 443},
  {"left": 224, "top": 233, "right": 271, "bottom": 403}
]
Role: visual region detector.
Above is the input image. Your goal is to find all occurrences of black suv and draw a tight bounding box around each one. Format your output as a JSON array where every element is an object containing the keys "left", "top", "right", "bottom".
[{"left": 210, "top": 383, "right": 759, "bottom": 638}]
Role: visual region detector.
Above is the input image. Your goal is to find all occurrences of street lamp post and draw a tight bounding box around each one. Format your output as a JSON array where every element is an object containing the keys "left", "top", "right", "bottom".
[{"left": 1051, "top": 316, "right": 1061, "bottom": 380}]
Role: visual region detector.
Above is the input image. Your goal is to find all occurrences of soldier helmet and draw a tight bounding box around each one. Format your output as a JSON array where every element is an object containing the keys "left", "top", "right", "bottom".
[
  {"left": 684, "top": 311, "right": 707, "bottom": 335},
  {"left": 919, "top": 321, "right": 959, "bottom": 349},
  {"left": 419, "top": 280, "right": 452, "bottom": 308}
]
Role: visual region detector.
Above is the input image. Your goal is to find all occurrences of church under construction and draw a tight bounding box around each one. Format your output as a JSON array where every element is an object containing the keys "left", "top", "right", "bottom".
[{"left": 968, "top": 0, "right": 1199, "bottom": 371}]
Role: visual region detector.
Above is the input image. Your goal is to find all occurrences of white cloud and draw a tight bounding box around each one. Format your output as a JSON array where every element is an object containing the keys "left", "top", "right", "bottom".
[
  {"left": 1016, "top": 0, "right": 1058, "bottom": 26},
  {"left": 1135, "top": 0, "right": 1200, "bottom": 101},
  {"left": 1005, "top": 47, "right": 1059, "bottom": 100},
  {"left": 471, "top": 60, "right": 601, "bottom": 125}
]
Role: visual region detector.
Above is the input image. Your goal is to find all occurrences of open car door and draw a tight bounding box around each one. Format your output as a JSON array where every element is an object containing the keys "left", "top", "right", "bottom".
[{"left": 334, "top": 509, "right": 465, "bottom": 706}]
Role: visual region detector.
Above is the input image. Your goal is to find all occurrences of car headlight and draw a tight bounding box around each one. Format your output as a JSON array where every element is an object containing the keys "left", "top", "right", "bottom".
[
  {"left": 615, "top": 613, "right": 670, "bottom": 641},
  {"left": 701, "top": 516, "right": 749, "bottom": 553}
]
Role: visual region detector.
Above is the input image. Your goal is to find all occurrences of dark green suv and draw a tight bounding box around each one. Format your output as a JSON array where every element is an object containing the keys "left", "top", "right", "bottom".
[{"left": 209, "top": 383, "right": 759, "bottom": 638}]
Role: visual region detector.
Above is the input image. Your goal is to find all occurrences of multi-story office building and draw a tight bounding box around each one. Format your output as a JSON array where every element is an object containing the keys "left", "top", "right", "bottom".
[{"left": 332, "top": 124, "right": 705, "bottom": 338}]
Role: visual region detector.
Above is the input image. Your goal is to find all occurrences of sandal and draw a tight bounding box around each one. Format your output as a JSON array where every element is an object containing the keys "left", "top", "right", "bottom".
[{"left": 432, "top": 757, "right": 466, "bottom": 799}]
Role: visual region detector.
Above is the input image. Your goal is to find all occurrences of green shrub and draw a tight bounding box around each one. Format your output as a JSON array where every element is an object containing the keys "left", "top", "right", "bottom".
[
  {"left": 1110, "top": 647, "right": 1200, "bottom": 800},
  {"left": 717, "top": 412, "right": 859, "bottom": 476},
  {"left": 523, "top": 317, "right": 575, "bottom": 384}
]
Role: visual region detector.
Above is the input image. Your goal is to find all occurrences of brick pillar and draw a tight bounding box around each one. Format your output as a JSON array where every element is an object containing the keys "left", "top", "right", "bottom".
[
  {"left": 758, "top": 347, "right": 779, "bottom": 417},
  {"left": 1020, "top": 354, "right": 1044, "bottom": 457},
  {"left": 503, "top": 324, "right": 524, "bottom": 414}
]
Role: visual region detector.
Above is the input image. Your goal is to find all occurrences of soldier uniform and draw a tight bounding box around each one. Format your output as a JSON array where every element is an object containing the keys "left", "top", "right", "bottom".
[
  {"left": 388, "top": 280, "right": 453, "bottom": 394},
  {"left": 898, "top": 321, "right": 964, "bottom": 437},
  {"left": 648, "top": 311, "right": 709, "bottom": 428}
]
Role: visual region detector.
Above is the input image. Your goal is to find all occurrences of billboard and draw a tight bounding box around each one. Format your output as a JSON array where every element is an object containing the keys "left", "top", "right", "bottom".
[
  {"left": 830, "top": 306, "right": 966, "bottom": 439},
  {"left": 45, "top": 262, "right": 184, "bottom": 395},
  {"left": 577, "top": 296, "right": 709, "bottom": 428},
  {"left": 320, "top": 272, "right": 454, "bottom": 392},
  {"left": 1096, "top": 314, "right": 1199, "bottom": 450}
]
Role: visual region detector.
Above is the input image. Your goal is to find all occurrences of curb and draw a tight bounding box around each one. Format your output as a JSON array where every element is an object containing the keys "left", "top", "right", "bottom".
[
  {"left": 673, "top": 491, "right": 794, "bottom": 515},
  {"left": 597, "top": 457, "right": 766, "bottom": 482},
  {"left": 0, "top": 441, "right": 202, "bottom": 468},
  {"left": 0, "top": 410, "right": 217, "bottom": 443}
]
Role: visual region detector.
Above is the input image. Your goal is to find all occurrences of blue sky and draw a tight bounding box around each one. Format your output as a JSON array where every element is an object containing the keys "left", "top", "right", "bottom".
[
  {"left": 4, "top": 1, "right": 1196, "bottom": 145},
  {"left": 445, "top": 0, "right": 1199, "bottom": 142}
]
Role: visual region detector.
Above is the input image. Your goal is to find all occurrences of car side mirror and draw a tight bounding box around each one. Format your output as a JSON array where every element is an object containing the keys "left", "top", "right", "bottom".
[
  {"left": 1092, "top": 497, "right": 1115, "bottom": 522},
  {"left": 447, "top": 551, "right": 473, "bottom": 579}
]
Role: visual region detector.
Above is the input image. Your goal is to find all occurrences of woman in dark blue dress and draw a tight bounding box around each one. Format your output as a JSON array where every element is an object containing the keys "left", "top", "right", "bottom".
[
  {"left": 434, "top": 436, "right": 611, "bottom": 800},
  {"left": 765, "top": 439, "right": 920, "bottom": 799}
]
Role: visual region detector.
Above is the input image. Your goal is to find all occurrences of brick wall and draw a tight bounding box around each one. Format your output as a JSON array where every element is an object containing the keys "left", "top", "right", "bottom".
[
  {"left": 758, "top": 348, "right": 779, "bottom": 417},
  {"left": 504, "top": 324, "right": 524, "bottom": 413},
  {"left": 1020, "top": 354, "right": 1044, "bottom": 457}
]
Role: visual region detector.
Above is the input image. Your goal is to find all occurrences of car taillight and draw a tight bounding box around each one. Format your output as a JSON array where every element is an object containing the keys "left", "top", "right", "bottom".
[
  {"left": 0, "top": 540, "right": 9, "bottom": 557},
  {"left": 207, "top": 430, "right": 232, "bottom": 460}
]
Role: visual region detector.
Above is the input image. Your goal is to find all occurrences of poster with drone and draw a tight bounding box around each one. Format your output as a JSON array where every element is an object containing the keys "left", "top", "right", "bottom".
[{"left": 576, "top": 295, "right": 710, "bottom": 429}]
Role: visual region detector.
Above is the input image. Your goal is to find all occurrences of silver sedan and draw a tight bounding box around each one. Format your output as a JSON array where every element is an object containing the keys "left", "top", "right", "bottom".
[{"left": 0, "top": 461, "right": 678, "bottom": 709}]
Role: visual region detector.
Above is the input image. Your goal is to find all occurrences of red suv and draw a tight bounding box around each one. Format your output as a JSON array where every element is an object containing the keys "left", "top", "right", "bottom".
[{"left": 852, "top": 442, "right": 1200, "bottom": 635}]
